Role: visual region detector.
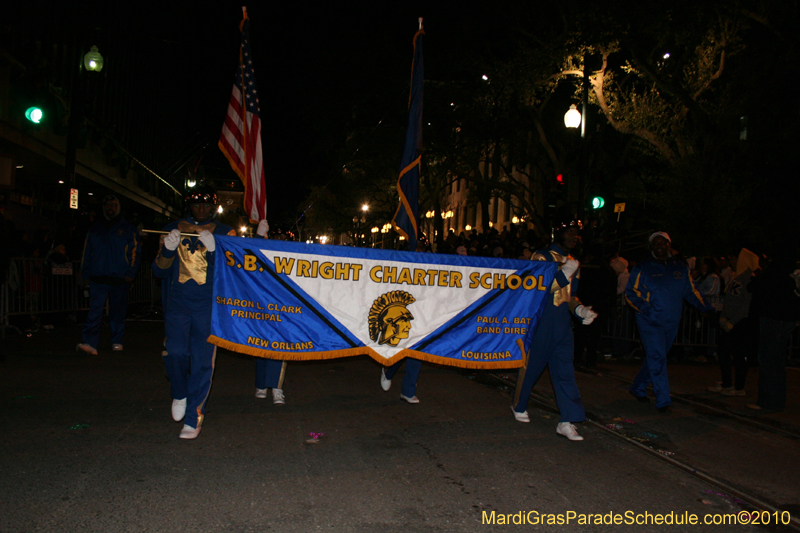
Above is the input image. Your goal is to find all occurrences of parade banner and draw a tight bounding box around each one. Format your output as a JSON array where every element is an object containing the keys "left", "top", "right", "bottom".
[{"left": 208, "top": 236, "right": 557, "bottom": 369}]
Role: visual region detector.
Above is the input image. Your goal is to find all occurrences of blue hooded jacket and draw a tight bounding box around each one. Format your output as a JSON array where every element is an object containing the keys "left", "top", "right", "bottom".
[
  {"left": 626, "top": 255, "right": 712, "bottom": 327},
  {"left": 81, "top": 216, "right": 141, "bottom": 282}
]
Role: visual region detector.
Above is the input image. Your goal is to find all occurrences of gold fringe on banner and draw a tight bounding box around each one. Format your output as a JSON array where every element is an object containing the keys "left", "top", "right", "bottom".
[{"left": 206, "top": 335, "right": 526, "bottom": 370}]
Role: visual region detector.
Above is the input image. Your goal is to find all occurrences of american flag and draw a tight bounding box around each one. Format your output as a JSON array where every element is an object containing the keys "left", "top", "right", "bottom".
[{"left": 219, "top": 8, "right": 266, "bottom": 222}]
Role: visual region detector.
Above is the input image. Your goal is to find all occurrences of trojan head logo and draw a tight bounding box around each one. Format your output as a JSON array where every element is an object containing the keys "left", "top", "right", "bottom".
[{"left": 368, "top": 291, "right": 415, "bottom": 346}]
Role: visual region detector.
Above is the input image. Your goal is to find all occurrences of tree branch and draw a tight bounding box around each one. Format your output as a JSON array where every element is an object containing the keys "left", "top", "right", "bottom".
[{"left": 592, "top": 51, "right": 679, "bottom": 165}]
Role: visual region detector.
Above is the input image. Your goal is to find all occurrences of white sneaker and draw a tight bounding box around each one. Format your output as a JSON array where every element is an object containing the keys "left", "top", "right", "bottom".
[
  {"left": 556, "top": 422, "right": 584, "bottom": 441},
  {"left": 255, "top": 389, "right": 268, "bottom": 399},
  {"left": 512, "top": 407, "right": 530, "bottom": 423},
  {"left": 400, "top": 394, "right": 419, "bottom": 404},
  {"left": 272, "top": 389, "right": 285, "bottom": 405},
  {"left": 76, "top": 343, "right": 97, "bottom": 356},
  {"left": 380, "top": 368, "right": 391, "bottom": 391},
  {"left": 179, "top": 424, "right": 201, "bottom": 440},
  {"left": 171, "top": 398, "right": 186, "bottom": 421},
  {"left": 112, "top": 344, "right": 123, "bottom": 351}
]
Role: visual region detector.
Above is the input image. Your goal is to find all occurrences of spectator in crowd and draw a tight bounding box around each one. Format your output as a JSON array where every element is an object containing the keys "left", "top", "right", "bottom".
[
  {"left": 610, "top": 256, "right": 630, "bottom": 296},
  {"left": 625, "top": 232, "right": 713, "bottom": 413},
  {"left": 718, "top": 255, "right": 734, "bottom": 287},
  {"left": 709, "top": 248, "right": 760, "bottom": 397},
  {"left": 574, "top": 246, "right": 618, "bottom": 368},
  {"left": 21, "top": 231, "right": 44, "bottom": 333},
  {"left": 517, "top": 243, "right": 532, "bottom": 260},
  {"left": 0, "top": 209, "right": 9, "bottom": 362},
  {"left": 747, "top": 251, "right": 800, "bottom": 412},
  {"left": 695, "top": 257, "right": 721, "bottom": 297},
  {"left": 76, "top": 195, "right": 141, "bottom": 355},
  {"left": 445, "top": 229, "right": 458, "bottom": 249}
]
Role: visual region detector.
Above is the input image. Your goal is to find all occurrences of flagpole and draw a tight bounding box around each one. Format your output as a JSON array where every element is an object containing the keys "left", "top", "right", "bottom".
[
  {"left": 240, "top": 6, "right": 250, "bottom": 220},
  {"left": 390, "top": 20, "right": 424, "bottom": 252},
  {"left": 142, "top": 230, "right": 201, "bottom": 237}
]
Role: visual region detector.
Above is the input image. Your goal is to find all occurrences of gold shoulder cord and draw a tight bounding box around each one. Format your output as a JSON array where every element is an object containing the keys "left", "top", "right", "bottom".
[{"left": 549, "top": 250, "right": 572, "bottom": 306}]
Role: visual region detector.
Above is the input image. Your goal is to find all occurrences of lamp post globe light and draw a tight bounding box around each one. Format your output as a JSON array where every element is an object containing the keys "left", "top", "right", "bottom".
[
  {"left": 84, "top": 46, "right": 104, "bottom": 72},
  {"left": 564, "top": 104, "right": 582, "bottom": 129}
]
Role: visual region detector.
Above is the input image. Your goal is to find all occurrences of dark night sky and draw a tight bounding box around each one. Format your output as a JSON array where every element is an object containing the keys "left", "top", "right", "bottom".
[
  {"left": 118, "top": 2, "right": 499, "bottom": 224},
  {"left": 4, "top": 1, "right": 546, "bottom": 224},
  {"left": 96, "top": 1, "right": 514, "bottom": 225},
  {"left": 240, "top": 2, "right": 505, "bottom": 224}
]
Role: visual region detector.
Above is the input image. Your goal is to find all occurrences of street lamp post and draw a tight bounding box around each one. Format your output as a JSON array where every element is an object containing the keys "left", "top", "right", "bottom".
[
  {"left": 65, "top": 45, "right": 105, "bottom": 207},
  {"left": 425, "top": 210, "right": 435, "bottom": 245},
  {"left": 353, "top": 204, "right": 369, "bottom": 246},
  {"left": 563, "top": 56, "right": 590, "bottom": 217},
  {"left": 380, "top": 223, "right": 391, "bottom": 249},
  {"left": 578, "top": 57, "right": 590, "bottom": 216}
]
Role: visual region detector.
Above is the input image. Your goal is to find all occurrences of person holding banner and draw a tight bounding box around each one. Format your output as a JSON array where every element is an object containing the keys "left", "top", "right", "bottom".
[
  {"left": 253, "top": 219, "right": 288, "bottom": 404},
  {"left": 378, "top": 256, "right": 424, "bottom": 403},
  {"left": 380, "top": 354, "right": 423, "bottom": 403},
  {"left": 153, "top": 185, "right": 235, "bottom": 440},
  {"left": 512, "top": 215, "right": 597, "bottom": 441}
]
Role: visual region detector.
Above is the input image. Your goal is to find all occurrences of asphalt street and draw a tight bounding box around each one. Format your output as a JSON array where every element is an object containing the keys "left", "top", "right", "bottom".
[{"left": 1, "top": 321, "right": 798, "bottom": 532}]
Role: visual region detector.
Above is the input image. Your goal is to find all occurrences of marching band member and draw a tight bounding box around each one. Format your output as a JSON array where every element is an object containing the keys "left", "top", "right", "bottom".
[
  {"left": 253, "top": 219, "right": 288, "bottom": 405},
  {"left": 153, "top": 185, "right": 235, "bottom": 440},
  {"left": 626, "top": 232, "right": 713, "bottom": 414},
  {"left": 77, "top": 195, "right": 141, "bottom": 355},
  {"left": 512, "top": 214, "right": 597, "bottom": 441}
]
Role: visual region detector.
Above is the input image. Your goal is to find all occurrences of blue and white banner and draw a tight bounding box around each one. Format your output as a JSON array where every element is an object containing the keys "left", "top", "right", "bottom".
[{"left": 208, "top": 236, "right": 557, "bottom": 369}]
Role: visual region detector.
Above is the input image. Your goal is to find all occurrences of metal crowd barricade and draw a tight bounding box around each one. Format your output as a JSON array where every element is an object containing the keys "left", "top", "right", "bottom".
[
  {"left": 603, "top": 295, "right": 800, "bottom": 362},
  {"left": 0, "top": 258, "right": 157, "bottom": 338}
]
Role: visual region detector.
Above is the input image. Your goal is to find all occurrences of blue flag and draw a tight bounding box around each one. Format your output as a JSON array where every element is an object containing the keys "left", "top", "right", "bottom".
[{"left": 391, "top": 24, "right": 424, "bottom": 251}]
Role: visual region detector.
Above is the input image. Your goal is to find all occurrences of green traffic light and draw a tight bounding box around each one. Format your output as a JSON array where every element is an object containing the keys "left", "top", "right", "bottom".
[
  {"left": 25, "top": 107, "right": 43, "bottom": 123},
  {"left": 591, "top": 196, "right": 605, "bottom": 209}
]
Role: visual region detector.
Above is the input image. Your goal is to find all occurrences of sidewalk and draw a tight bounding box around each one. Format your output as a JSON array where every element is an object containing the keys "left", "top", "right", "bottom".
[{"left": 588, "top": 354, "right": 800, "bottom": 434}]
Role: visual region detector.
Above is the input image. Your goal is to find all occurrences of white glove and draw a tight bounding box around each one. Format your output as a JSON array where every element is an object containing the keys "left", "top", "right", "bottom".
[
  {"left": 575, "top": 305, "right": 598, "bottom": 325},
  {"left": 198, "top": 230, "right": 215, "bottom": 253},
  {"left": 164, "top": 229, "right": 181, "bottom": 251},
  {"left": 257, "top": 220, "right": 270, "bottom": 237},
  {"left": 561, "top": 258, "right": 579, "bottom": 280}
]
